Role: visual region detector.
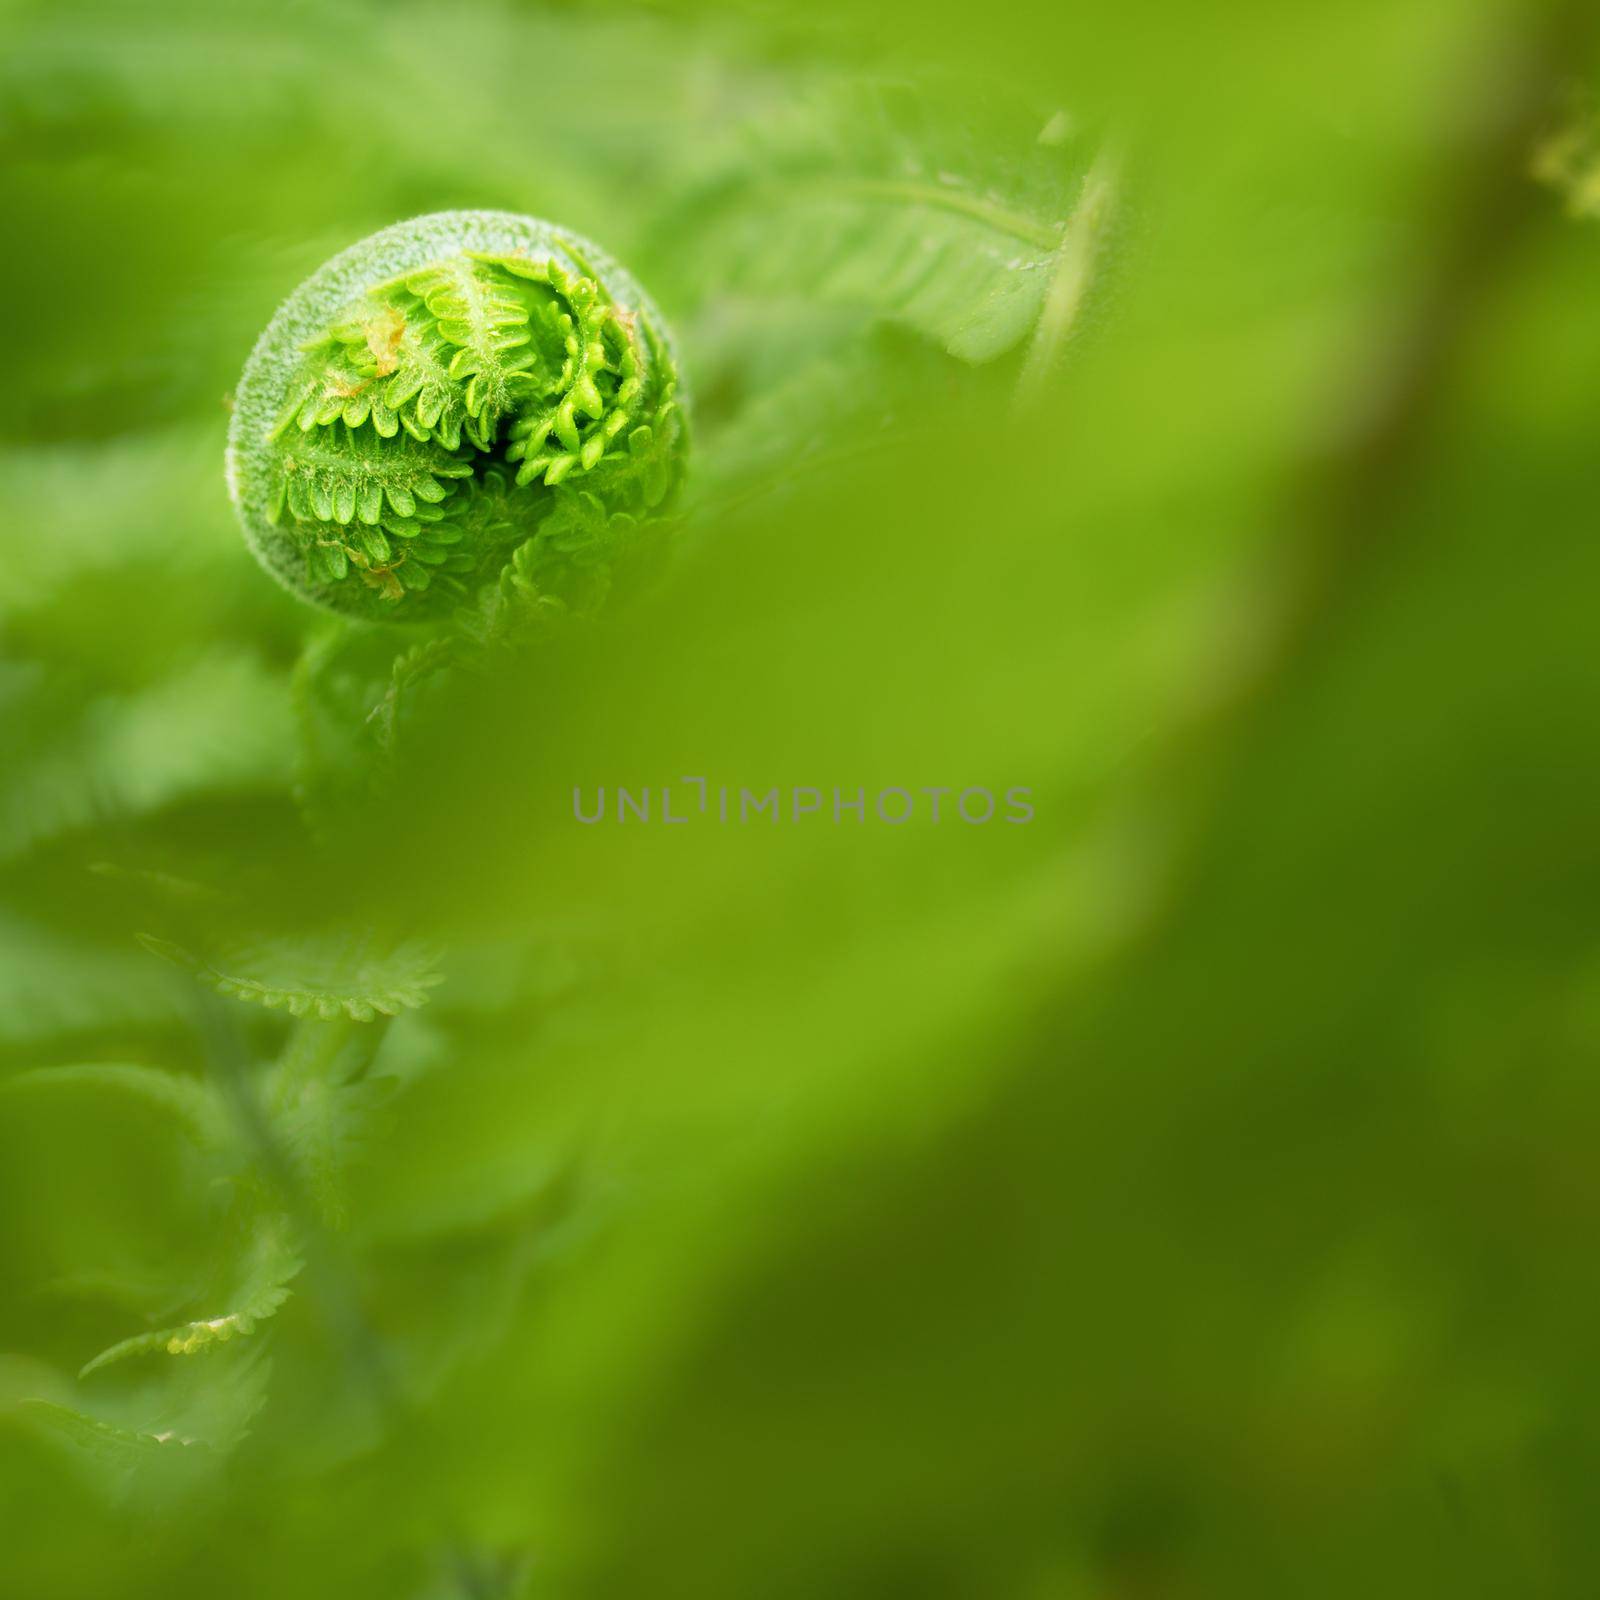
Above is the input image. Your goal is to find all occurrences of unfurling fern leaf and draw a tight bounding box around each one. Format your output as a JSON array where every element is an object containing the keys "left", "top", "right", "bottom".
[{"left": 229, "top": 211, "right": 688, "bottom": 622}]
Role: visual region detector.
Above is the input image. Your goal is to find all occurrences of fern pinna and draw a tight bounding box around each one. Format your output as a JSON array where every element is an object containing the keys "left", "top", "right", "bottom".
[{"left": 229, "top": 212, "right": 688, "bottom": 622}]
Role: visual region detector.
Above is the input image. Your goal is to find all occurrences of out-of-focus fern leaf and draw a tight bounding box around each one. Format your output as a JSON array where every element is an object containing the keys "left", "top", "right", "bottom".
[
  {"left": 79, "top": 1215, "right": 301, "bottom": 1378},
  {"left": 2, "top": 1064, "right": 227, "bottom": 1151},
  {"left": 264, "top": 1018, "right": 401, "bottom": 1227},
  {"left": 409, "top": 1547, "right": 534, "bottom": 1600},
  {"left": 277, "top": 1073, "right": 398, "bottom": 1228},
  {"left": 30, "top": 1269, "right": 196, "bottom": 1320},
  {"left": 0, "top": 653, "right": 294, "bottom": 863},
  {"left": 1533, "top": 104, "right": 1600, "bottom": 218},
  {"left": 687, "top": 310, "right": 960, "bottom": 512},
  {"left": 0, "top": 430, "right": 248, "bottom": 632},
  {"left": 287, "top": 624, "right": 407, "bottom": 847},
  {"left": 19, "top": 1398, "right": 179, "bottom": 1467},
  {"left": 650, "top": 80, "right": 1104, "bottom": 364},
  {"left": 0, "top": 914, "right": 186, "bottom": 1051},
  {"left": 25, "top": 1342, "right": 273, "bottom": 1502},
  {"left": 139, "top": 929, "right": 443, "bottom": 1021}
]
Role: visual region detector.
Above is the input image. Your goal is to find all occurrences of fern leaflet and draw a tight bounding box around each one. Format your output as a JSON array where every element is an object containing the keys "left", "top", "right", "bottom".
[
  {"left": 79, "top": 1215, "right": 302, "bottom": 1378},
  {"left": 374, "top": 255, "right": 537, "bottom": 446}
]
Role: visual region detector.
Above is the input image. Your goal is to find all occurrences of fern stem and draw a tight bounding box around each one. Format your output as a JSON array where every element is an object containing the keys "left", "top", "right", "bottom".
[
  {"left": 195, "top": 993, "right": 403, "bottom": 1414},
  {"left": 1015, "top": 150, "right": 1119, "bottom": 406},
  {"left": 830, "top": 177, "right": 1064, "bottom": 250}
]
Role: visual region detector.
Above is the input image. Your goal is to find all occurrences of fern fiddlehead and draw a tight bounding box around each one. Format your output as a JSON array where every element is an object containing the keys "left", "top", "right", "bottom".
[{"left": 228, "top": 211, "right": 688, "bottom": 622}]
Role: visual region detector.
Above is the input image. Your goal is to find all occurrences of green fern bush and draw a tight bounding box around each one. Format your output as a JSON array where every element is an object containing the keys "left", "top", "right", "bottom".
[
  {"left": 0, "top": 10, "right": 1121, "bottom": 1589},
  {"left": 228, "top": 212, "right": 687, "bottom": 622}
]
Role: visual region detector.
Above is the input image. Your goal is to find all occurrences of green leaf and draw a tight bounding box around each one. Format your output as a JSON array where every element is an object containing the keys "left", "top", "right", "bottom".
[
  {"left": 0, "top": 652, "right": 294, "bottom": 864},
  {"left": 277, "top": 296, "right": 476, "bottom": 451},
  {"left": 25, "top": 1340, "right": 273, "bottom": 1489},
  {"left": 490, "top": 250, "right": 653, "bottom": 492},
  {"left": 374, "top": 256, "right": 537, "bottom": 447},
  {"left": 139, "top": 929, "right": 444, "bottom": 1021},
  {"left": 79, "top": 1214, "right": 301, "bottom": 1378},
  {"left": 0, "top": 914, "right": 186, "bottom": 1049},
  {"left": 266, "top": 420, "right": 472, "bottom": 530},
  {"left": 2, "top": 1063, "right": 227, "bottom": 1150},
  {"left": 274, "top": 1071, "right": 398, "bottom": 1230},
  {"left": 651, "top": 80, "right": 1104, "bottom": 363},
  {"left": 20, "top": 1398, "right": 180, "bottom": 1465}
]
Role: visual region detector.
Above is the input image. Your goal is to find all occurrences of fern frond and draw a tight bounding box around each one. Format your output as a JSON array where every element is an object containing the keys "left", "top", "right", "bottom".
[
  {"left": 231, "top": 214, "right": 687, "bottom": 621},
  {"left": 374, "top": 255, "right": 537, "bottom": 446},
  {"left": 369, "top": 296, "right": 474, "bottom": 448},
  {"left": 271, "top": 342, "right": 400, "bottom": 441},
  {"left": 649, "top": 79, "right": 1101, "bottom": 364},
  {"left": 267, "top": 420, "right": 472, "bottom": 530},
  {"left": 21, "top": 1398, "right": 184, "bottom": 1463},
  {"left": 0, "top": 653, "right": 293, "bottom": 866},
  {"left": 0, "top": 915, "right": 186, "bottom": 1049},
  {"left": 79, "top": 1216, "right": 301, "bottom": 1378},
  {"left": 273, "top": 1072, "right": 398, "bottom": 1229},
  {"left": 266, "top": 423, "right": 479, "bottom": 601},
  {"left": 483, "top": 252, "right": 644, "bottom": 490},
  {"left": 27, "top": 1343, "right": 273, "bottom": 1490},
  {"left": 2, "top": 1063, "right": 227, "bottom": 1150},
  {"left": 139, "top": 929, "right": 443, "bottom": 1021},
  {"left": 275, "top": 296, "right": 475, "bottom": 452}
]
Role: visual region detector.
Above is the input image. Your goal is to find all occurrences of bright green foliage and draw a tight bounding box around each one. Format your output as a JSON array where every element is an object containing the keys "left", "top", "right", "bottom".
[
  {"left": 0, "top": 21, "right": 1120, "bottom": 1587},
  {"left": 17, "top": 0, "right": 1599, "bottom": 1597},
  {"left": 231, "top": 216, "right": 688, "bottom": 622}
]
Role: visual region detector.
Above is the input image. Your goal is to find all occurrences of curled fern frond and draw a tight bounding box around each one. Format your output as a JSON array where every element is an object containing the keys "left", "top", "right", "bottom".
[{"left": 229, "top": 211, "right": 688, "bottom": 622}]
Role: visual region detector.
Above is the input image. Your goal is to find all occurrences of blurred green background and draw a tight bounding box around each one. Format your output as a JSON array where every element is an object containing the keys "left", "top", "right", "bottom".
[{"left": 3, "top": 0, "right": 1600, "bottom": 1594}]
